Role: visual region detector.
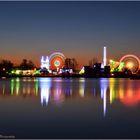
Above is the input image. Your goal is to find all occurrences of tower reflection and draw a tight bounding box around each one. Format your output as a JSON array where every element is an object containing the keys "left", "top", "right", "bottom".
[
  {"left": 100, "top": 78, "right": 108, "bottom": 117},
  {"left": 39, "top": 78, "right": 52, "bottom": 106}
]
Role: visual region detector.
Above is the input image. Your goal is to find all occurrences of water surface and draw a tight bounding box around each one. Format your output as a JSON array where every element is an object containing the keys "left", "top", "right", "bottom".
[{"left": 0, "top": 77, "right": 140, "bottom": 138}]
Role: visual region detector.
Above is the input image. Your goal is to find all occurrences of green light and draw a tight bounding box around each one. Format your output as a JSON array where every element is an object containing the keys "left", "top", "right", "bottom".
[
  {"left": 35, "top": 79, "right": 39, "bottom": 96},
  {"left": 11, "top": 70, "right": 15, "bottom": 74},
  {"left": 35, "top": 70, "right": 40, "bottom": 75},
  {"left": 11, "top": 79, "right": 14, "bottom": 95},
  {"left": 16, "top": 78, "right": 20, "bottom": 95},
  {"left": 117, "top": 62, "right": 124, "bottom": 72}
]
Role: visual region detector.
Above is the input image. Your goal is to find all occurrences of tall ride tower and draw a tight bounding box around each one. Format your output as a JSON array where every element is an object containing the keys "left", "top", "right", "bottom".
[{"left": 103, "top": 46, "right": 107, "bottom": 67}]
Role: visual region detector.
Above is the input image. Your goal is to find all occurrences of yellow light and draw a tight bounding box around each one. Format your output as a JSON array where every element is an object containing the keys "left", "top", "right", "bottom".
[
  {"left": 79, "top": 67, "right": 85, "bottom": 74},
  {"left": 15, "top": 70, "right": 21, "bottom": 75},
  {"left": 119, "top": 91, "right": 124, "bottom": 99},
  {"left": 54, "top": 60, "right": 60, "bottom": 67},
  {"left": 126, "top": 62, "right": 134, "bottom": 69}
]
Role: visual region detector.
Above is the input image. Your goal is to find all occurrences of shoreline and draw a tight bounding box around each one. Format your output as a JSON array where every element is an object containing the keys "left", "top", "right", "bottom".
[{"left": 0, "top": 75, "right": 135, "bottom": 79}]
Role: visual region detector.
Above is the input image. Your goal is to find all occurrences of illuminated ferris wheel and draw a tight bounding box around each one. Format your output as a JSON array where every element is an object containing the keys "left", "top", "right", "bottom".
[
  {"left": 49, "top": 52, "right": 66, "bottom": 70},
  {"left": 120, "top": 54, "right": 140, "bottom": 73}
]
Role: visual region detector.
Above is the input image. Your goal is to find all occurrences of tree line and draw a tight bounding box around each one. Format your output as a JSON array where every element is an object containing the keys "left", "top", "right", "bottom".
[
  {"left": 0, "top": 59, "right": 35, "bottom": 75},
  {"left": 0, "top": 58, "right": 79, "bottom": 73}
]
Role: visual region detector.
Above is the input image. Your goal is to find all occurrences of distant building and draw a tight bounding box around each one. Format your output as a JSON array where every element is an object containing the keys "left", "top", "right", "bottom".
[
  {"left": 84, "top": 66, "right": 94, "bottom": 77},
  {"left": 41, "top": 56, "right": 50, "bottom": 71},
  {"left": 104, "top": 66, "right": 111, "bottom": 76}
]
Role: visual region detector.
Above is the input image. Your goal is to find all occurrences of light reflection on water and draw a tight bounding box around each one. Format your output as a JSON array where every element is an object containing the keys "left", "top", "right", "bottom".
[
  {"left": 39, "top": 78, "right": 51, "bottom": 106},
  {"left": 0, "top": 77, "right": 140, "bottom": 117}
]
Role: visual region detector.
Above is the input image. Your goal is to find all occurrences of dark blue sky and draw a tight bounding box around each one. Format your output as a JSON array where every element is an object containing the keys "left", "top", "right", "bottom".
[{"left": 0, "top": 1, "right": 140, "bottom": 66}]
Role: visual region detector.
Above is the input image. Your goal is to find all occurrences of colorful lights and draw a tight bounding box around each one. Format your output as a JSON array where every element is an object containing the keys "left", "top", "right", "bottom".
[
  {"left": 54, "top": 60, "right": 60, "bottom": 67},
  {"left": 126, "top": 62, "right": 134, "bottom": 69},
  {"left": 120, "top": 54, "right": 140, "bottom": 73},
  {"left": 109, "top": 54, "right": 140, "bottom": 73},
  {"left": 109, "top": 59, "right": 121, "bottom": 72},
  {"left": 117, "top": 62, "right": 124, "bottom": 72},
  {"left": 10, "top": 69, "right": 40, "bottom": 76},
  {"left": 40, "top": 52, "right": 65, "bottom": 74},
  {"left": 49, "top": 52, "right": 65, "bottom": 71}
]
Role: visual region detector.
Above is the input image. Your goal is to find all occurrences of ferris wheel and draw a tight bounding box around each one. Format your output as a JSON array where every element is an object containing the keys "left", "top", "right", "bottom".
[
  {"left": 49, "top": 52, "right": 66, "bottom": 70},
  {"left": 120, "top": 54, "right": 140, "bottom": 73}
]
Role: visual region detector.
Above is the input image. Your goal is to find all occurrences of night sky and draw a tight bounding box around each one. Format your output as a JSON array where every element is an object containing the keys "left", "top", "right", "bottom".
[{"left": 0, "top": 1, "right": 140, "bottom": 67}]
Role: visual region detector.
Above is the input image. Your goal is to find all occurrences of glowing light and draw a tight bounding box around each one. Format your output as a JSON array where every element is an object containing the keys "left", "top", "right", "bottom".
[
  {"left": 11, "top": 79, "right": 14, "bottom": 95},
  {"left": 119, "top": 90, "right": 124, "bottom": 99},
  {"left": 41, "top": 56, "right": 50, "bottom": 71},
  {"left": 16, "top": 78, "right": 20, "bottom": 95},
  {"left": 103, "top": 88, "right": 107, "bottom": 117},
  {"left": 27, "top": 86, "right": 31, "bottom": 94},
  {"left": 120, "top": 88, "right": 140, "bottom": 107},
  {"left": 39, "top": 78, "right": 52, "bottom": 106},
  {"left": 126, "top": 62, "right": 134, "bottom": 69},
  {"left": 35, "top": 70, "right": 40, "bottom": 75},
  {"left": 100, "top": 79, "right": 108, "bottom": 117},
  {"left": 117, "top": 62, "right": 124, "bottom": 72},
  {"left": 109, "top": 60, "right": 120, "bottom": 72},
  {"left": 11, "top": 70, "right": 15, "bottom": 74},
  {"left": 15, "top": 70, "right": 21, "bottom": 75},
  {"left": 79, "top": 78, "right": 85, "bottom": 97},
  {"left": 54, "top": 60, "right": 60, "bottom": 67},
  {"left": 54, "top": 88, "right": 64, "bottom": 103},
  {"left": 79, "top": 67, "right": 85, "bottom": 74},
  {"left": 49, "top": 52, "right": 65, "bottom": 70},
  {"left": 101, "top": 86, "right": 107, "bottom": 117},
  {"left": 120, "top": 54, "right": 140, "bottom": 73},
  {"left": 109, "top": 78, "right": 115, "bottom": 104},
  {"left": 103, "top": 46, "right": 107, "bottom": 67},
  {"left": 35, "top": 79, "right": 39, "bottom": 96}
]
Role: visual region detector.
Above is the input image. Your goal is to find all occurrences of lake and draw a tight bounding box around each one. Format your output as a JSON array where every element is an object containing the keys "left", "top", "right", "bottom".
[{"left": 0, "top": 77, "right": 140, "bottom": 138}]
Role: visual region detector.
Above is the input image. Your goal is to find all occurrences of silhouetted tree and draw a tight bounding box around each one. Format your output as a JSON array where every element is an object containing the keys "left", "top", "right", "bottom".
[
  {"left": 0, "top": 59, "right": 14, "bottom": 76},
  {"left": 64, "top": 58, "right": 78, "bottom": 71},
  {"left": 19, "top": 59, "right": 35, "bottom": 70},
  {"left": 28, "top": 60, "right": 35, "bottom": 69},
  {"left": 89, "top": 57, "right": 98, "bottom": 67},
  {"left": 72, "top": 58, "right": 78, "bottom": 71},
  {"left": 0, "top": 60, "right": 14, "bottom": 71}
]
